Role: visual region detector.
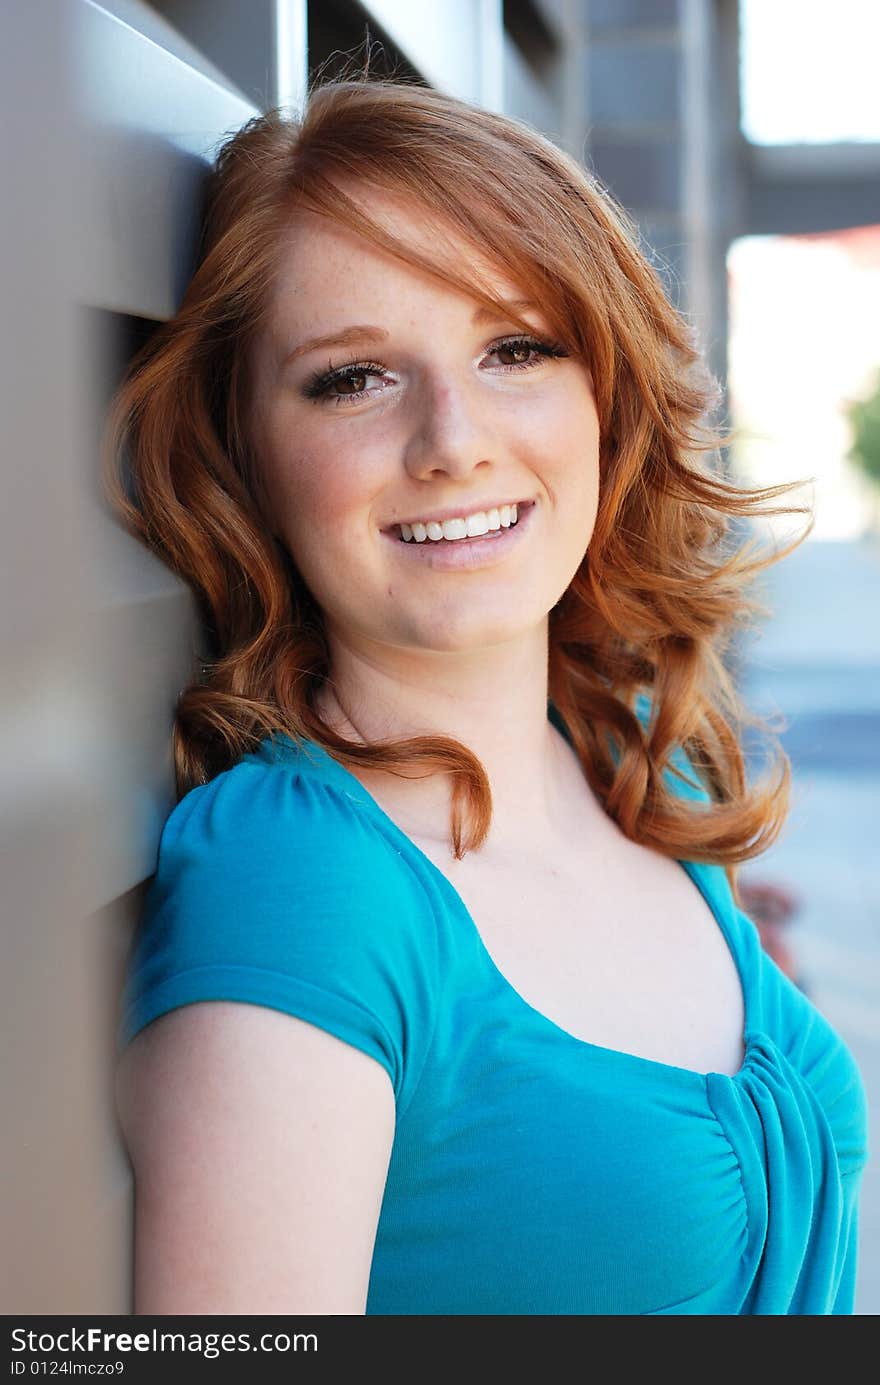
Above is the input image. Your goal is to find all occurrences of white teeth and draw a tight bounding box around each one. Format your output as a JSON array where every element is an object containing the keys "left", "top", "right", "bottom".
[{"left": 397, "top": 505, "right": 524, "bottom": 542}]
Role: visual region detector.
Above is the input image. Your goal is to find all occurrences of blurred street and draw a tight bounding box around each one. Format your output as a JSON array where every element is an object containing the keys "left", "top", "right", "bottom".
[{"left": 738, "top": 535, "right": 880, "bottom": 1314}]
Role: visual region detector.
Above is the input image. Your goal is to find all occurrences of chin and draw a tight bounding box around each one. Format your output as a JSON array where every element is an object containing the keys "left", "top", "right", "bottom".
[{"left": 396, "top": 602, "right": 546, "bottom": 654}]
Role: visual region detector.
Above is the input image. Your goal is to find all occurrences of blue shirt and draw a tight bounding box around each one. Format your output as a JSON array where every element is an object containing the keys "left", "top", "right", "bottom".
[{"left": 119, "top": 728, "right": 868, "bottom": 1314}]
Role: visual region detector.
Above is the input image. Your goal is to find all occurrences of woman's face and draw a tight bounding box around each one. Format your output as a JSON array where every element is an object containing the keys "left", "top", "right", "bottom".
[{"left": 248, "top": 190, "right": 600, "bottom": 658}]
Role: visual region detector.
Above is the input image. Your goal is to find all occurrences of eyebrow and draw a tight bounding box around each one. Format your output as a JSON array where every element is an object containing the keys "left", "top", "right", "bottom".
[
  {"left": 472, "top": 298, "right": 538, "bottom": 326},
  {"left": 280, "top": 299, "right": 540, "bottom": 368},
  {"left": 281, "top": 325, "right": 389, "bottom": 368}
]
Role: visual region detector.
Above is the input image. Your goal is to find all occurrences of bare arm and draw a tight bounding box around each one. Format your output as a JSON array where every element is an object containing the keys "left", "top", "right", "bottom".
[{"left": 115, "top": 1001, "right": 396, "bottom": 1314}]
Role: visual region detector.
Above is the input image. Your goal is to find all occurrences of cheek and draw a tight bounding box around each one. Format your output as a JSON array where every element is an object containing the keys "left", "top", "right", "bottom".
[
  {"left": 261, "top": 419, "right": 378, "bottom": 538},
  {"left": 528, "top": 394, "right": 601, "bottom": 502},
  {"left": 269, "top": 454, "right": 338, "bottom": 533}
]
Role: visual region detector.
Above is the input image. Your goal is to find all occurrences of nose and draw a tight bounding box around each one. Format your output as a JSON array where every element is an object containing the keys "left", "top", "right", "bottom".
[{"left": 402, "top": 374, "right": 494, "bottom": 483}]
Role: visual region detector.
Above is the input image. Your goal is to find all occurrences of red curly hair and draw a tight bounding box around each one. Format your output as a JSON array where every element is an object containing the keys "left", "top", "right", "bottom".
[{"left": 102, "top": 76, "right": 812, "bottom": 899}]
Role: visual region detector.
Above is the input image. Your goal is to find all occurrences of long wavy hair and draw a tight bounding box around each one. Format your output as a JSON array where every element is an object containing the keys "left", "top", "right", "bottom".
[{"left": 103, "top": 75, "right": 812, "bottom": 898}]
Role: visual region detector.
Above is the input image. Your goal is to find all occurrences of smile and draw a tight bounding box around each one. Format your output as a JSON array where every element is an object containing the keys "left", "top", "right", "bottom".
[
  {"left": 381, "top": 500, "right": 537, "bottom": 571},
  {"left": 398, "top": 504, "right": 519, "bottom": 543}
]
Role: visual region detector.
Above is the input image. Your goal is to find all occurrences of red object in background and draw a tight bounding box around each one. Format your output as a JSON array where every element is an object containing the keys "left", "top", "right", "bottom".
[{"left": 738, "top": 878, "right": 804, "bottom": 985}]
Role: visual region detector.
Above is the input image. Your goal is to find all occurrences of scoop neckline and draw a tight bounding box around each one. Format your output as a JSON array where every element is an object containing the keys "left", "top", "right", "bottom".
[{"left": 259, "top": 732, "right": 759, "bottom": 1086}]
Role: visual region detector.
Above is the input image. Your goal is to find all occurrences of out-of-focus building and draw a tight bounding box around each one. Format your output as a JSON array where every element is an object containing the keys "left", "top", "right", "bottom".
[
  {"left": 3, "top": 0, "right": 878, "bottom": 1313},
  {"left": 729, "top": 225, "right": 880, "bottom": 541}
]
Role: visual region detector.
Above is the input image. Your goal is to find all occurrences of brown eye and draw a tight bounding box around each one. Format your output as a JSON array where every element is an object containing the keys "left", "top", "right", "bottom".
[
  {"left": 303, "top": 359, "right": 394, "bottom": 406},
  {"left": 335, "top": 371, "right": 369, "bottom": 394},
  {"left": 495, "top": 340, "right": 533, "bottom": 365},
  {"left": 486, "top": 336, "right": 569, "bottom": 373}
]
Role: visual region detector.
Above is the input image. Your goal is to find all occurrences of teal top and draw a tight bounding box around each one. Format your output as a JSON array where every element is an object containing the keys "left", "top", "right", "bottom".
[{"left": 118, "top": 727, "right": 868, "bottom": 1315}]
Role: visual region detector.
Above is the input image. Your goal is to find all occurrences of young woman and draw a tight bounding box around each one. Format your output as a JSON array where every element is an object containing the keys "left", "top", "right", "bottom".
[{"left": 107, "top": 78, "right": 867, "bottom": 1315}]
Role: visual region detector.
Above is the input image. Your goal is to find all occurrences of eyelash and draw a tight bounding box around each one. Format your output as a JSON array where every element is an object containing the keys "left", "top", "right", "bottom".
[{"left": 302, "top": 335, "right": 569, "bottom": 407}]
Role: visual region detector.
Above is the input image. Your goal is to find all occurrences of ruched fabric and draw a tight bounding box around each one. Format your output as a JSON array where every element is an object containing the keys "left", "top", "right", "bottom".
[{"left": 119, "top": 728, "right": 868, "bottom": 1315}]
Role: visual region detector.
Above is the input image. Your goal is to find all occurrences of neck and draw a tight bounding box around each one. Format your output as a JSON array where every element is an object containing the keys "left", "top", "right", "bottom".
[{"left": 314, "top": 619, "right": 588, "bottom": 852}]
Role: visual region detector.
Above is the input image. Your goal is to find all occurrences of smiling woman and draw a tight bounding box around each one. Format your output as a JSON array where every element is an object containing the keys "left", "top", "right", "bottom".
[{"left": 103, "top": 77, "right": 867, "bottom": 1316}]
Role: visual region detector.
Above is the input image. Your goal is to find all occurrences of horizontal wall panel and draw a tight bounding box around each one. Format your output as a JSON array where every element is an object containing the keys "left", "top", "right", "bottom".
[
  {"left": 84, "top": 307, "right": 204, "bottom": 904},
  {"left": 150, "top": 0, "right": 308, "bottom": 111},
  {"left": 74, "top": 0, "right": 256, "bottom": 319},
  {"left": 3, "top": 798, "right": 132, "bottom": 1312},
  {"left": 362, "top": 0, "right": 500, "bottom": 103},
  {"left": 84, "top": 0, "right": 251, "bottom": 93},
  {"left": 89, "top": 585, "right": 202, "bottom": 905}
]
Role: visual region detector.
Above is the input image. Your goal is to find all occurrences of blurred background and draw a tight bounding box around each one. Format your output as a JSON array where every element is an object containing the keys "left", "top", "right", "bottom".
[{"left": 2, "top": 0, "right": 877, "bottom": 1313}]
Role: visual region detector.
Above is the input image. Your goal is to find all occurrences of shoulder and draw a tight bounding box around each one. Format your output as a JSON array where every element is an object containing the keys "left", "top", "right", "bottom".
[
  {"left": 158, "top": 737, "right": 399, "bottom": 870},
  {"left": 119, "top": 736, "right": 440, "bottom": 1108},
  {"left": 150, "top": 735, "right": 433, "bottom": 920}
]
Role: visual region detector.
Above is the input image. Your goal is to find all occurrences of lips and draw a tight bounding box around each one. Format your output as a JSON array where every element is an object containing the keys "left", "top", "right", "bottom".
[
  {"left": 382, "top": 498, "right": 535, "bottom": 535},
  {"left": 380, "top": 497, "right": 537, "bottom": 571}
]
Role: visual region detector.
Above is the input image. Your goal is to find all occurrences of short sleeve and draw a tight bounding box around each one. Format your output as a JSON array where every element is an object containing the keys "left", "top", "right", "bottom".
[{"left": 117, "top": 757, "right": 439, "bottom": 1113}]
